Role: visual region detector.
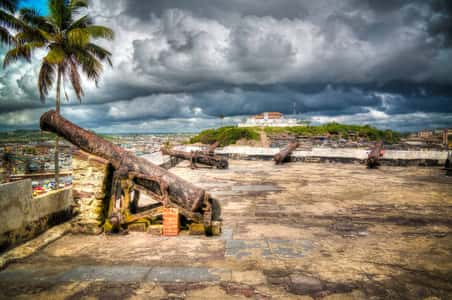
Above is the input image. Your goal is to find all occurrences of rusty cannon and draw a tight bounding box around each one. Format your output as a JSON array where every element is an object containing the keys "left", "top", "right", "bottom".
[
  {"left": 274, "top": 141, "right": 299, "bottom": 164},
  {"left": 40, "top": 110, "right": 221, "bottom": 234},
  {"left": 205, "top": 141, "right": 220, "bottom": 155},
  {"left": 161, "top": 146, "right": 228, "bottom": 169},
  {"left": 443, "top": 151, "right": 452, "bottom": 176},
  {"left": 367, "top": 141, "right": 384, "bottom": 169}
]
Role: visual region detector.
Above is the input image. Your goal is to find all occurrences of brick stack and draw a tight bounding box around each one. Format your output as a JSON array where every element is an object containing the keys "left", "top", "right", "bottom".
[
  {"left": 162, "top": 207, "right": 179, "bottom": 236},
  {"left": 71, "top": 149, "right": 111, "bottom": 234}
]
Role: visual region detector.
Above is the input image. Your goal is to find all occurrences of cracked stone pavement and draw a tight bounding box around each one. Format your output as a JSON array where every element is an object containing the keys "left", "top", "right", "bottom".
[{"left": 1, "top": 160, "right": 451, "bottom": 299}]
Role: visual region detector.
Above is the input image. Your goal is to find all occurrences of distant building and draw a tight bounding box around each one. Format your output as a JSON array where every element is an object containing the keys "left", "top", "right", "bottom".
[
  {"left": 238, "top": 112, "right": 308, "bottom": 127},
  {"left": 417, "top": 130, "right": 433, "bottom": 138}
]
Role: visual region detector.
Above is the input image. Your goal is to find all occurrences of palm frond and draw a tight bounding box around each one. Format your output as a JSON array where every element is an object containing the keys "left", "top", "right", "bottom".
[
  {"left": 45, "top": 46, "right": 66, "bottom": 64},
  {"left": 85, "top": 43, "right": 112, "bottom": 66},
  {"left": 0, "top": 25, "right": 14, "bottom": 45},
  {"left": 67, "top": 57, "right": 84, "bottom": 101},
  {"left": 75, "top": 50, "right": 102, "bottom": 86},
  {"left": 68, "top": 25, "right": 113, "bottom": 47},
  {"left": 67, "top": 27, "right": 90, "bottom": 46},
  {"left": 37, "top": 28, "right": 56, "bottom": 42},
  {"left": 0, "top": 10, "right": 22, "bottom": 30},
  {"left": 19, "top": 8, "right": 40, "bottom": 24},
  {"left": 70, "top": 0, "right": 88, "bottom": 12},
  {"left": 3, "top": 40, "right": 46, "bottom": 67},
  {"left": 67, "top": 14, "right": 92, "bottom": 31},
  {"left": 0, "top": 0, "right": 18, "bottom": 13},
  {"left": 84, "top": 25, "right": 114, "bottom": 40},
  {"left": 15, "top": 27, "right": 48, "bottom": 44},
  {"left": 19, "top": 8, "right": 53, "bottom": 32},
  {"left": 3, "top": 44, "right": 31, "bottom": 67},
  {"left": 48, "top": 0, "right": 71, "bottom": 29},
  {"left": 38, "top": 60, "right": 56, "bottom": 102}
]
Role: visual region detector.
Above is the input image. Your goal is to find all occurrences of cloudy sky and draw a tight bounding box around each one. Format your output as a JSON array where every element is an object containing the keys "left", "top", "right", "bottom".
[{"left": 0, "top": 0, "right": 451, "bottom": 133}]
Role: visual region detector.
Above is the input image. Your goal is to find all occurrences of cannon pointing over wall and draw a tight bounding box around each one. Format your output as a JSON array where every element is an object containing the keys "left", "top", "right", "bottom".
[
  {"left": 161, "top": 146, "right": 228, "bottom": 169},
  {"left": 444, "top": 151, "right": 452, "bottom": 176},
  {"left": 274, "top": 141, "right": 299, "bottom": 165},
  {"left": 40, "top": 110, "right": 221, "bottom": 234},
  {"left": 367, "top": 141, "right": 384, "bottom": 169}
]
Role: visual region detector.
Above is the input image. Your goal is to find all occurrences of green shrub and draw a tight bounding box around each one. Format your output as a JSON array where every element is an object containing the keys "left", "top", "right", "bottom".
[
  {"left": 265, "top": 122, "right": 401, "bottom": 143},
  {"left": 190, "top": 126, "right": 259, "bottom": 146}
]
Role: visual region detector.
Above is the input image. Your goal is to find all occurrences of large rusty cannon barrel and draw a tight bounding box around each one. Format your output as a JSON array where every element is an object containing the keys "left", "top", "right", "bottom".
[
  {"left": 367, "top": 141, "right": 384, "bottom": 169},
  {"left": 40, "top": 110, "right": 212, "bottom": 214},
  {"left": 274, "top": 141, "right": 299, "bottom": 164}
]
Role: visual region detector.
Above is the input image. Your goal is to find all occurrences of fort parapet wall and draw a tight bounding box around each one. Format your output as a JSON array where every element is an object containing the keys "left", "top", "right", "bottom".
[
  {"left": 71, "top": 149, "right": 180, "bottom": 235},
  {"left": 71, "top": 150, "right": 112, "bottom": 234},
  {"left": 0, "top": 180, "right": 72, "bottom": 252},
  {"left": 177, "top": 146, "right": 448, "bottom": 166}
]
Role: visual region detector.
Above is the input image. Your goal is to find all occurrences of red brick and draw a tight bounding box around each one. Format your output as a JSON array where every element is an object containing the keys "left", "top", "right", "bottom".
[{"left": 163, "top": 207, "right": 180, "bottom": 236}]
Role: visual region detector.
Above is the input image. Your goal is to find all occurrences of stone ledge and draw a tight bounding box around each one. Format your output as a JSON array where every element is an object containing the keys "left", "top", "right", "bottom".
[
  {"left": 0, "top": 223, "right": 71, "bottom": 270},
  {"left": 0, "top": 181, "right": 73, "bottom": 251}
]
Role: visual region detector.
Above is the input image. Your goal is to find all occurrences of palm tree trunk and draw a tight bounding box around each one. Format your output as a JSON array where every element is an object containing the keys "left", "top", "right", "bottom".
[{"left": 54, "top": 65, "right": 62, "bottom": 188}]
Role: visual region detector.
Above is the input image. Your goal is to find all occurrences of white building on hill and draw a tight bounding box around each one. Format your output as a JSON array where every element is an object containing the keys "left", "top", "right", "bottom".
[{"left": 238, "top": 112, "right": 308, "bottom": 127}]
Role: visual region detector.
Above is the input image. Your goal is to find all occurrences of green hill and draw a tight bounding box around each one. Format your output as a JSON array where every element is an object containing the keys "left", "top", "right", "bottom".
[{"left": 190, "top": 123, "right": 401, "bottom": 146}]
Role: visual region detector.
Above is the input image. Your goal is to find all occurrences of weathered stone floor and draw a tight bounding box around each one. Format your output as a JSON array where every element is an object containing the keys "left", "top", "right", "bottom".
[{"left": 1, "top": 160, "right": 451, "bottom": 299}]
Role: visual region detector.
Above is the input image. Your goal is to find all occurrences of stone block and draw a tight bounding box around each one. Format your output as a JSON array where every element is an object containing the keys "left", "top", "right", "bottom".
[{"left": 288, "top": 274, "right": 324, "bottom": 295}]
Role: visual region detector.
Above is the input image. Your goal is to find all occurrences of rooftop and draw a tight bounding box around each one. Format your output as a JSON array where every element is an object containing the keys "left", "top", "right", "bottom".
[{"left": 2, "top": 160, "right": 451, "bottom": 298}]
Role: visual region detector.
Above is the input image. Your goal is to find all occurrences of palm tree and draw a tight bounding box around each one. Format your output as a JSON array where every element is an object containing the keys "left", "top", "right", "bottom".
[
  {"left": 0, "top": 0, "right": 19, "bottom": 45},
  {"left": 3, "top": 0, "right": 114, "bottom": 187}
]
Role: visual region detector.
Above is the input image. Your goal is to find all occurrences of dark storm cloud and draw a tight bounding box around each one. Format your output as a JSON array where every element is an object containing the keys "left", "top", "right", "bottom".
[
  {"left": 428, "top": 0, "right": 452, "bottom": 47},
  {"left": 0, "top": 0, "right": 451, "bottom": 132},
  {"left": 121, "top": 0, "right": 311, "bottom": 20}
]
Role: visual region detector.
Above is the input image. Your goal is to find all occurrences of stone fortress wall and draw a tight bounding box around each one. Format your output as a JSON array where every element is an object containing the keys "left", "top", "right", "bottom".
[
  {"left": 179, "top": 145, "right": 448, "bottom": 166},
  {"left": 0, "top": 180, "right": 72, "bottom": 251}
]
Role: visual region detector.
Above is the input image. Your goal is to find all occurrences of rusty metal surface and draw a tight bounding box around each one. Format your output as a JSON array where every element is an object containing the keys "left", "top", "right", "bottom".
[
  {"left": 446, "top": 151, "right": 451, "bottom": 169},
  {"left": 367, "top": 141, "right": 384, "bottom": 169},
  {"left": 273, "top": 141, "right": 299, "bottom": 165},
  {"left": 206, "top": 141, "right": 220, "bottom": 155},
  {"left": 162, "top": 147, "right": 228, "bottom": 169},
  {"left": 444, "top": 151, "right": 452, "bottom": 176},
  {"left": 40, "top": 110, "right": 220, "bottom": 232}
]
